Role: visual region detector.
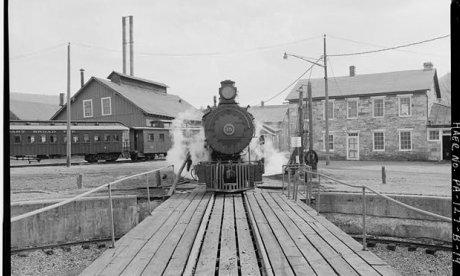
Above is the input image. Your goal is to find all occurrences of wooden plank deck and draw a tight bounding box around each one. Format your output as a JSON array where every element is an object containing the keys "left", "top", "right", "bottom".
[{"left": 81, "top": 187, "right": 399, "bottom": 276}]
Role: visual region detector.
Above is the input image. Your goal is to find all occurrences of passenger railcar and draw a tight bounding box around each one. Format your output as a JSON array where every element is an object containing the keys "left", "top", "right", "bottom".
[
  {"left": 9, "top": 121, "right": 129, "bottom": 162},
  {"left": 129, "top": 126, "right": 172, "bottom": 160}
]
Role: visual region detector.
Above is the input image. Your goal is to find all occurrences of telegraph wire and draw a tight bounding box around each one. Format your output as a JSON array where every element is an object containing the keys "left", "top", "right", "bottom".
[
  {"left": 74, "top": 35, "right": 322, "bottom": 57},
  {"left": 328, "top": 34, "right": 449, "bottom": 57},
  {"left": 259, "top": 56, "right": 323, "bottom": 105},
  {"left": 11, "top": 43, "right": 66, "bottom": 60},
  {"left": 328, "top": 35, "right": 449, "bottom": 58}
]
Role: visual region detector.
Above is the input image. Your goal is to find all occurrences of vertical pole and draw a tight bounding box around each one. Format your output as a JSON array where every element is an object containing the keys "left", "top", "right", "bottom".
[
  {"left": 108, "top": 184, "right": 115, "bottom": 248},
  {"left": 382, "top": 166, "right": 386, "bottom": 184},
  {"left": 287, "top": 170, "right": 291, "bottom": 198},
  {"left": 362, "top": 186, "right": 367, "bottom": 250},
  {"left": 282, "top": 166, "right": 285, "bottom": 194},
  {"left": 323, "top": 34, "right": 330, "bottom": 166},
  {"left": 129, "top": 15, "right": 134, "bottom": 76},
  {"left": 146, "top": 174, "right": 152, "bottom": 214},
  {"left": 298, "top": 87, "right": 304, "bottom": 164},
  {"left": 122, "top": 17, "right": 126, "bottom": 74},
  {"left": 66, "top": 43, "right": 71, "bottom": 167},
  {"left": 316, "top": 176, "right": 320, "bottom": 213},
  {"left": 287, "top": 108, "right": 291, "bottom": 149},
  {"left": 307, "top": 81, "right": 314, "bottom": 151}
]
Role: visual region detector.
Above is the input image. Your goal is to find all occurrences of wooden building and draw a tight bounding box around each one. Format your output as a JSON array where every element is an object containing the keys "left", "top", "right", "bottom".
[{"left": 286, "top": 63, "right": 447, "bottom": 161}]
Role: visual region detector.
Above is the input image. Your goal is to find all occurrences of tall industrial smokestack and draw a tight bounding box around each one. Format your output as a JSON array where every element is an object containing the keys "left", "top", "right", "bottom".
[
  {"left": 129, "top": 16, "right": 134, "bottom": 76},
  {"left": 80, "top": 68, "right": 85, "bottom": 87},
  {"left": 122, "top": 17, "right": 127, "bottom": 74}
]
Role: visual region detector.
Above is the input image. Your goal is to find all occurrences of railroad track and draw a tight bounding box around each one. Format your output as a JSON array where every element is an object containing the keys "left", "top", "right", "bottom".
[
  {"left": 351, "top": 235, "right": 452, "bottom": 252},
  {"left": 10, "top": 158, "right": 166, "bottom": 168}
]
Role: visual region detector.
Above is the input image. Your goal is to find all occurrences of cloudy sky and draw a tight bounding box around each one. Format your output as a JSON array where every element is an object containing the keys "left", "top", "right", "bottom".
[{"left": 9, "top": 0, "right": 450, "bottom": 108}]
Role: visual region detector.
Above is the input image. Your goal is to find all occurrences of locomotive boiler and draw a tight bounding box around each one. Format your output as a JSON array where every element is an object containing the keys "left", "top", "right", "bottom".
[{"left": 195, "top": 80, "right": 264, "bottom": 192}]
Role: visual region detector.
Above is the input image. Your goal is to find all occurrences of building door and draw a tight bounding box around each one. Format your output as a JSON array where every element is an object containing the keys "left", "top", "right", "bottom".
[
  {"left": 442, "top": 135, "right": 451, "bottom": 160},
  {"left": 347, "top": 132, "right": 359, "bottom": 160}
]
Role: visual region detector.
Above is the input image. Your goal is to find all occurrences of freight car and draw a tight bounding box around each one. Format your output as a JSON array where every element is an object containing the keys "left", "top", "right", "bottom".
[
  {"left": 194, "top": 80, "right": 264, "bottom": 192},
  {"left": 9, "top": 120, "right": 130, "bottom": 163}
]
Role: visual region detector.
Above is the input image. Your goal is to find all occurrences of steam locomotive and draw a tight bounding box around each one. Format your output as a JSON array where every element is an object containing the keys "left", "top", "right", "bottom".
[{"left": 195, "top": 80, "right": 264, "bottom": 192}]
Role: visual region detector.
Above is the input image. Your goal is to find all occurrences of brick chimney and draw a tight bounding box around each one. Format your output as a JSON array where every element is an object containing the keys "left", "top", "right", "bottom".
[
  {"left": 423, "top": 62, "right": 433, "bottom": 70},
  {"left": 349, "top": 65, "right": 355, "bottom": 77}
]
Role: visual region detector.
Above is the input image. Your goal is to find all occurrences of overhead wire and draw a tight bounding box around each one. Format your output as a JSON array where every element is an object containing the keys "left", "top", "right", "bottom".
[
  {"left": 328, "top": 35, "right": 449, "bottom": 58},
  {"left": 74, "top": 35, "right": 322, "bottom": 57},
  {"left": 257, "top": 56, "right": 323, "bottom": 105},
  {"left": 328, "top": 34, "right": 449, "bottom": 57},
  {"left": 11, "top": 43, "right": 66, "bottom": 60}
]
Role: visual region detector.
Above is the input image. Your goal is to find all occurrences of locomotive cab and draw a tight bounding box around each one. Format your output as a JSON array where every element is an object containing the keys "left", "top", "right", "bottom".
[{"left": 195, "top": 80, "right": 264, "bottom": 192}]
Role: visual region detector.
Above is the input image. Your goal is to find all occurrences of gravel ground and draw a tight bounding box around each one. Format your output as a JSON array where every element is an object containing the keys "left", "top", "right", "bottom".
[
  {"left": 369, "top": 243, "right": 452, "bottom": 275},
  {"left": 10, "top": 160, "right": 174, "bottom": 202},
  {"left": 11, "top": 241, "right": 110, "bottom": 276}
]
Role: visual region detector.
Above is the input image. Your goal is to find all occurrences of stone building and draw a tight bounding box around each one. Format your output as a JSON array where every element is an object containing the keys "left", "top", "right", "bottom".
[{"left": 285, "top": 63, "right": 446, "bottom": 161}]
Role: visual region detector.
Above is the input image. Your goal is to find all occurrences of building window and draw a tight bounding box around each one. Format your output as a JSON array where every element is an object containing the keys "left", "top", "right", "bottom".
[
  {"left": 372, "top": 98, "right": 384, "bottom": 117},
  {"left": 347, "top": 99, "right": 358, "bottom": 119},
  {"left": 428, "top": 130, "right": 440, "bottom": 141},
  {"left": 323, "top": 133, "right": 334, "bottom": 151},
  {"left": 27, "top": 135, "right": 35, "bottom": 144},
  {"left": 83, "top": 99, "right": 93, "bottom": 118},
  {"left": 40, "top": 134, "right": 47, "bottom": 143},
  {"left": 83, "top": 134, "right": 90, "bottom": 143},
  {"left": 323, "top": 101, "right": 334, "bottom": 119},
  {"left": 159, "top": 133, "right": 165, "bottom": 142},
  {"left": 399, "top": 130, "right": 412, "bottom": 151},
  {"left": 101, "top": 97, "right": 112, "bottom": 116},
  {"left": 50, "top": 135, "right": 57, "bottom": 143},
  {"left": 148, "top": 134, "right": 155, "bottom": 141},
  {"left": 73, "top": 135, "right": 79, "bottom": 143},
  {"left": 399, "top": 96, "right": 411, "bottom": 117},
  {"left": 373, "top": 132, "right": 385, "bottom": 151},
  {"left": 14, "top": 135, "right": 21, "bottom": 144}
]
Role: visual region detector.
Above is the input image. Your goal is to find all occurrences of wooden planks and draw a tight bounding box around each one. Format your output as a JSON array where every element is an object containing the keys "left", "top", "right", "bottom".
[{"left": 82, "top": 186, "right": 398, "bottom": 276}]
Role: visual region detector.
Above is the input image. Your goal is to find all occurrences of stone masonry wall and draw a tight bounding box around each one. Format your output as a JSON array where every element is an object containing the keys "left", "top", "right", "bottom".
[{"left": 286, "top": 92, "right": 435, "bottom": 161}]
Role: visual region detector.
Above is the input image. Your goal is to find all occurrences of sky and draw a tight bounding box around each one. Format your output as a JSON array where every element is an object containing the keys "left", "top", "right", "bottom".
[{"left": 9, "top": 0, "right": 451, "bottom": 108}]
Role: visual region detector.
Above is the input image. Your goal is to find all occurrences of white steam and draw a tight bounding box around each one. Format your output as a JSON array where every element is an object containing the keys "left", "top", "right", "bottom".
[
  {"left": 166, "top": 109, "right": 210, "bottom": 178},
  {"left": 243, "top": 121, "right": 289, "bottom": 176}
]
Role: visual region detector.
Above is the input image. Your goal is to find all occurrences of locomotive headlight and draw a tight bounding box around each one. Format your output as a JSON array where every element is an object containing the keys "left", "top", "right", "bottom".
[{"left": 220, "top": 86, "right": 236, "bottom": 100}]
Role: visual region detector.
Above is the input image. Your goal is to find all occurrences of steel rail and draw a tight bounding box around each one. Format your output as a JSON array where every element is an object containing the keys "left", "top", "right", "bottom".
[{"left": 11, "top": 165, "right": 174, "bottom": 223}]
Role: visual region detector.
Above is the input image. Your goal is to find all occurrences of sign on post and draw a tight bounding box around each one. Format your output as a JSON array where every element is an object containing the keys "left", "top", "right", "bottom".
[{"left": 291, "top": 136, "right": 301, "bottom": 147}]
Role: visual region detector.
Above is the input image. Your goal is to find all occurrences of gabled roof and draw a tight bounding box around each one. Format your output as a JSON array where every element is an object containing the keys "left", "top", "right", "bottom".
[
  {"left": 51, "top": 74, "right": 196, "bottom": 120},
  {"left": 428, "top": 103, "right": 451, "bottom": 126},
  {"left": 248, "top": 105, "right": 289, "bottom": 123},
  {"left": 286, "top": 68, "right": 441, "bottom": 101},
  {"left": 107, "top": 71, "right": 168, "bottom": 89},
  {"left": 11, "top": 99, "right": 60, "bottom": 120}
]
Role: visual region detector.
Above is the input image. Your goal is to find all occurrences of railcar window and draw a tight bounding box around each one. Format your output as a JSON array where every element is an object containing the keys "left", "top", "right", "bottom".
[
  {"left": 14, "top": 135, "right": 21, "bottom": 144},
  {"left": 41, "top": 135, "right": 46, "bottom": 143},
  {"left": 113, "top": 135, "right": 120, "bottom": 141},
  {"left": 148, "top": 134, "right": 155, "bottom": 141},
  {"left": 94, "top": 135, "right": 101, "bottom": 142},
  {"left": 50, "top": 135, "right": 57, "bottom": 143},
  {"left": 83, "top": 134, "right": 90, "bottom": 142},
  {"left": 104, "top": 134, "right": 112, "bottom": 141},
  {"left": 73, "top": 135, "right": 79, "bottom": 143},
  {"left": 63, "top": 136, "right": 67, "bottom": 143},
  {"left": 28, "top": 135, "right": 35, "bottom": 143},
  {"left": 159, "top": 133, "right": 165, "bottom": 142}
]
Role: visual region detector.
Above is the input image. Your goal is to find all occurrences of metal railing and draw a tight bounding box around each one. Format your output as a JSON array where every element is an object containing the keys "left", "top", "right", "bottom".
[
  {"left": 11, "top": 164, "right": 174, "bottom": 248},
  {"left": 282, "top": 165, "right": 451, "bottom": 251}
]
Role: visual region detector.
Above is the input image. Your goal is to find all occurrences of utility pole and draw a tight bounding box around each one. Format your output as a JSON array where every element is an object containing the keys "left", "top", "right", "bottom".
[
  {"left": 307, "top": 81, "right": 314, "bottom": 151},
  {"left": 298, "top": 86, "right": 304, "bottom": 164},
  {"left": 66, "top": 43, "right": 71, "bottom": 167},
  {"left": 323, "top": 34, "right": 330, "bottom": 165}
]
